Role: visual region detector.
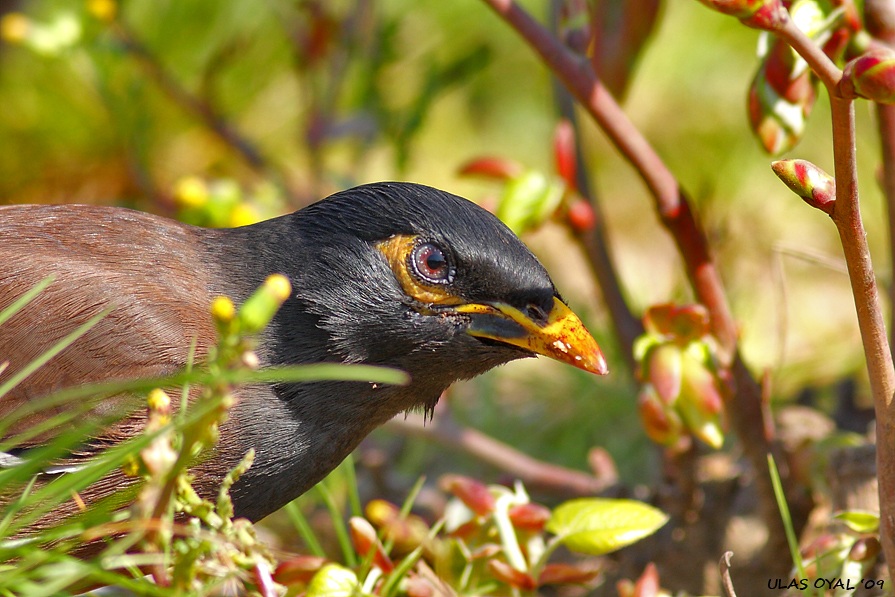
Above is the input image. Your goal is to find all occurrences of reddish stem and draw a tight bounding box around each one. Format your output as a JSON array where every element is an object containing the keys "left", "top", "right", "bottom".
[
  {"left": 828, "top": 95, "right": 895, "bottom": 580},
  {"left": 776, "top": 10, "right": 895, "bottom": 576},
  {"left": 480, "top": 0, "right": 739, "bottom": 356},
  {"left": 479, "top": 0, "right": 790, "bottom": 569},
  {"left": 773, "top": 18, "right": 843, "bottom": 91},
  {"left": 877, "top": 104, "right": 895, "bottom": 351},
  {"left": 386, "top": 409, "right": 614, "bottom": 497},
  {"left": 549, "top": 61, "right": 643, "bottom": 365}
]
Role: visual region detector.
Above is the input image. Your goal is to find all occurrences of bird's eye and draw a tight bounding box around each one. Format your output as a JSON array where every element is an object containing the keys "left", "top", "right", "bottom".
[{"left": 411, "top": 242, "right": 452, "bottom": 284}]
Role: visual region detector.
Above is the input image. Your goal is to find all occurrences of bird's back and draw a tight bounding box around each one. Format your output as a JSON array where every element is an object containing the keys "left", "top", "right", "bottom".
[{"left": 0, "top": 204, "right": 219, "bottom": 439}]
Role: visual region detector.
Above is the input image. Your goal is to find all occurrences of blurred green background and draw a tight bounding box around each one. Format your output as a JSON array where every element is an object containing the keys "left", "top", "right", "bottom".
[{"left": 0, "top": 0, "right": 883, "bottom": 512}]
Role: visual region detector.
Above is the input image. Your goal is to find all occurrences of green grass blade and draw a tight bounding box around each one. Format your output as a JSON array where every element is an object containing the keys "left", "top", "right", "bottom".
[
  {"left": 284, "top": 500, "right": 326, "bottom": 557},
  {"left": 383, "top": 475, "right": 426, "bottom": 556},
  {"left": 0, "top": 394, "right": 222, "bottom": 538},
  {"left": 0, "top": 362, "right": 407, "bottom": 439},
  {"left": 0, "top": 277, "right": 54, "bottom": 328},
  {"left": 381, "top": 519, "right": 444, "bottom": 597},
  {"left": 343, "top": 454, "right": 362, "bottom": 519},
  {"left": 0, "top": 307, "right": 112, "bottom": 401},
  {"left": 767, "top": 454, "right": 807, "bottom": 583},
  {"left": 399, "top": 476, "right": 426, "bottom": 519},
  {"left": 316, "top": 482, "right": 356, "bottom": 567}
]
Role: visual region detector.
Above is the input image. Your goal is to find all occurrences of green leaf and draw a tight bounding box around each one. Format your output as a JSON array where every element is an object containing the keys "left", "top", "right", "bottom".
[
  {"left": 496, "top": 170, "right": 565, "bottom": 234},
  {"left": 834, "top": 510, "right": 880, "bottom": 534},
  {"left": 632, "top": 333, "right": 661, "bottom": 362},
  {"left": 546, "top": 498, "right": 668, "bottom": 556}
]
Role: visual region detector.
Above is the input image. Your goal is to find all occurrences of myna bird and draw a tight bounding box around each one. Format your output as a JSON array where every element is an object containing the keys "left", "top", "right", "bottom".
[{"left": 0, "top": 182, "right": 607, "bottom": 524}]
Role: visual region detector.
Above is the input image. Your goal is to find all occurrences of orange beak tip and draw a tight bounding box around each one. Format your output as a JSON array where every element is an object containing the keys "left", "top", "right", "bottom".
[
  {"left": 588, "top": 352, "right": 610, "bottom": 376},
  {"left": 566, "top": 347, "right": 609, "bottom": 376}
]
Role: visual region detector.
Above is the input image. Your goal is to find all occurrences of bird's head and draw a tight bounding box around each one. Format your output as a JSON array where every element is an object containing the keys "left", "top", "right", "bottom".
[{"left": 260, "top": 182, "right": 607, "bottom": 413}]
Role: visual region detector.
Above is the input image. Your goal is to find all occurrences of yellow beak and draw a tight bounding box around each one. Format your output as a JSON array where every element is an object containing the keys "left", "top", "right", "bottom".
[{"left": 456, "top": 296, "right": 608, "bottom": 375}]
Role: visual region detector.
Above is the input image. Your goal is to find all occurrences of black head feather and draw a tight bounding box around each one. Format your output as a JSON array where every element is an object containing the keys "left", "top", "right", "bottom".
[
  {"left": 298, "top": 182, "right": 558, "bottom": 309},
  {"left": 205, "top": 182, "right": 566, "bottom": 518}
]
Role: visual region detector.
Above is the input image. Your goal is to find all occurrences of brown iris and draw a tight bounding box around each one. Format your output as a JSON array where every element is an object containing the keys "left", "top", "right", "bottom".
[
  {"left": 411, "top": 242, "right": 451, "bottom": 283},
  {"left": 377, "top": 234, "right": 463, "bottom": 306}
]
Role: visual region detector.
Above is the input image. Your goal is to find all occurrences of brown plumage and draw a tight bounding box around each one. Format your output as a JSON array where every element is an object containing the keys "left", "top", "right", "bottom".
[{"left": 0, "top": 182, "right": 607, "bottom": 531}]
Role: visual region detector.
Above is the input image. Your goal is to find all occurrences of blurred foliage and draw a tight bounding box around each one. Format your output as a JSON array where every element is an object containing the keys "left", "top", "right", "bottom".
[
  {"left": 0, "top": 0, "right": 890, "bottom": 591},
  {"left": 278, "top": 474, "right": 666, "bottom": 595},
  {"left": 0, "top": 0, "right": 651, "bottom": 489},
  {"left": 0, "top": 0, "right": 880, "bottom": 496}
]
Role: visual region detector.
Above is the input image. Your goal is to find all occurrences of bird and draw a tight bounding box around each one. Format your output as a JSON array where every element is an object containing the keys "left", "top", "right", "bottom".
[{"left": 0, "top": 181, "right": 607, "bottom": 526}]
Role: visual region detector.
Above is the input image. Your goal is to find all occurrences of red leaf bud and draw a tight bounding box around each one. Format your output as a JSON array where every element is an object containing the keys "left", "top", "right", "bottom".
[
  {"left": 771, "top": 159, "right": 836, "bottom": 214},
  {"left": 440, "top": 474, "right": 495, "bottom": 516},
  {"left": 567, "top": 199, "right": 596, "bottom": 233},
  {"left": 841, "top": 48, "right": 895, "bottom": 104},
  {"left": 348, "top": 517, "right": 393, "bottom": 573},
  {"left": 458, "top": 156, "right": 525, "bottom": 180},
  {"left": 508, "top": 502, "right": 552, "bottom": 531},
  {"left": 553, "top": 119, "right": 578, "bottom": 192},
  {"left": 538, "top": 562, "right": 601, "bottom": 585},
  {"left": 488, "top": 560, "right": 537, "bottom": 590},
  {"left": 273, "top": 555, "right": 328, "bottom": 585}
]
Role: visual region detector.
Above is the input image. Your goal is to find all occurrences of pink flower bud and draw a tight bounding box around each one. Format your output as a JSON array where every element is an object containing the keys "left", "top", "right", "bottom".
[
  {"left": 695, "top": 0, "right": 788, "bottom": 29},
  {"left": 771, "top": 159, "right": 836, "bottom": 214},
  {"left": 538, "top": 562, "right": 601, "bottom": 585},
  {"left": 644, "top": 343, "right": 683, "bottom": 404},
  {"left": 440, "top": 474, "right": 495, "bottom": 516},
  {"left": 449, "top": 519, "right": 481, "bottom": 539},
  {"left": 677, "top": 356, "right": 726, "bottom": 449},
  {"left": 633, "top": 562, "right": 661, "bottom": 597},
  {"left": 637, "top": 385, "right": 685, "bottom": 447},
  {"left": 554, "top": 120, "right": 578, "bottom": 192},
  {"left": 470, "top": 544, "right": 502, "bottom": 559},
  {"left": 642, "top": 304, "right": 710, "bottom": 341},
  {"left": 458, "top": 156, "right": 524, "bottom": 180},
  {"left": 405, "top": 575, "right": 436, "bottom": 597},
  {"left": 365, "top": 499, "right": 429, "bottom": 554},
  {"left": 748, "top": 55, "right": 815, "bottom": 155},
  {"left": 841, "top": 47, "right": 895, "bottom": 104},
  {"left": 508, "top": 503, "right": 552, "bottom": 531},
  {"left": 349, "top": 517, "right": 393, "bottom": 573}
]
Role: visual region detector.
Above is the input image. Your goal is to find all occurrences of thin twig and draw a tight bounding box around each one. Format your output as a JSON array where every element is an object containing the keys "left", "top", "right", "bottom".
[
  {"left": 719, "top": 551, "right": 737, "bottom": 597},
  {"left": 827, "top": 94, "right": 895, "bottom": 582},
  {"left": 478, "top": 0, "right": 740, "bottom": 358},
  {"left": 773, "top": 6, "right": 895, "bottom": 578},
  {"left": 547, "top": 4, "right": 642, "bottom": 365},
  {"left": 876, "top": 104, "right": 895, "bottom": 353},
  {"left": 773, "top": 18, "right": 843, "bottom": 92},
  {"left": 385, "top": 410, "right": 615, "bottom": 497},
  {"left": 478, "top": 0, "right": 789, "bottom": 569}
]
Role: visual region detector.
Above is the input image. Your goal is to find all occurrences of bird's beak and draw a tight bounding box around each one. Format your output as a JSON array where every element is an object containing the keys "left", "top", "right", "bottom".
[{"left": 455, "top": 297, "right": 609, "bottom": 375}]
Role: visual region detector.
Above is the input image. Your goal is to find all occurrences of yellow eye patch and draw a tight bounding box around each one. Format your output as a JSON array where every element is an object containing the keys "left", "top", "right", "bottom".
[{"left": 376, "top": 234, "right": 463, "bottom": 306}]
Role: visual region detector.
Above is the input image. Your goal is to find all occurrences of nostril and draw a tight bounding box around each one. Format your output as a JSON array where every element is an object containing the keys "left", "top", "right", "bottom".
[{"left": 526, "top": 303, "right": 548, "bottom": 322}]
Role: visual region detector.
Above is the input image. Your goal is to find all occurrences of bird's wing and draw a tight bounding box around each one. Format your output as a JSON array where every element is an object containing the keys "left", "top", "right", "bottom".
[{"left": 0, "top": 204, "right": 218, "bottom": 444}]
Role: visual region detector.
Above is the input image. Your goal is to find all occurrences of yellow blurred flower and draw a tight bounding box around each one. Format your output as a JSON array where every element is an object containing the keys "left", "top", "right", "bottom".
[
  {"left": 174, "top": 175, "right": 209, "bottom": 208},
  {"left": 86, "top": 0, "right": 117, "bottom": 22},
  {"left": 1, "top": 13, "right": 30, "bottom": 44},
  {"left": 228, "top": 203, "right": 261, "bottom": 227}
]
